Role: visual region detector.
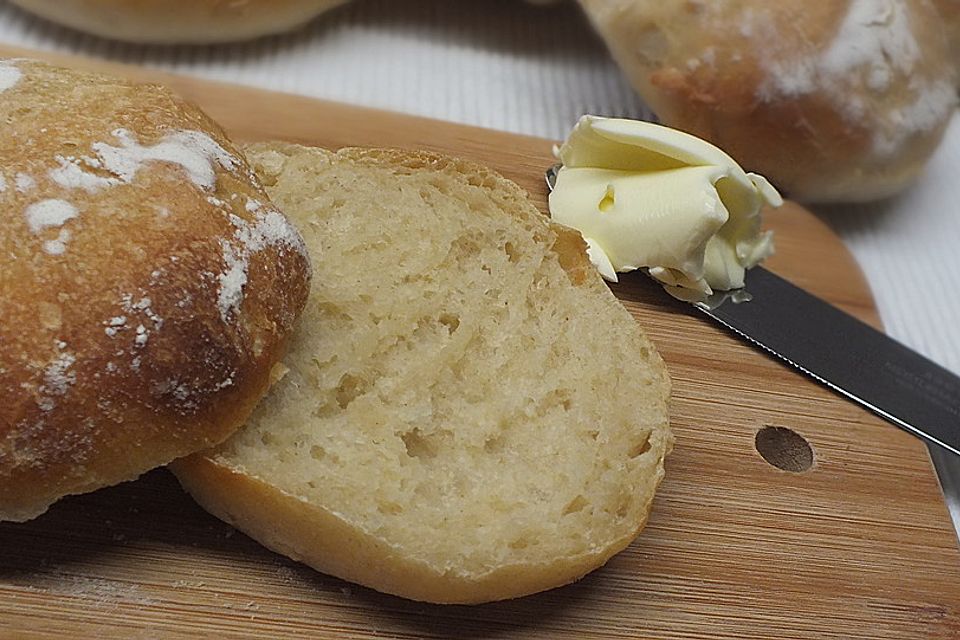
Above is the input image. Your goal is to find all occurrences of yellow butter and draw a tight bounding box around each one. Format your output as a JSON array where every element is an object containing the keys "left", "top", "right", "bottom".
[{"left": 548, "top": 115, "right": 782, "bottom": 301}]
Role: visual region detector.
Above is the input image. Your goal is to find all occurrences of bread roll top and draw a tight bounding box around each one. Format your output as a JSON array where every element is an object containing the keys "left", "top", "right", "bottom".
[
  {"left": 580, "top": 0, "right": 958, "bottom": 202},
  {"left": 0, "top": 59, "right": 310, "bottom": 522}
]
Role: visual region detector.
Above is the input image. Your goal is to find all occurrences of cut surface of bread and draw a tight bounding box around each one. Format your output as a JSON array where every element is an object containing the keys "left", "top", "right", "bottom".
[{"left": 171, "top": 143, "right": 672, "bottom": 604}]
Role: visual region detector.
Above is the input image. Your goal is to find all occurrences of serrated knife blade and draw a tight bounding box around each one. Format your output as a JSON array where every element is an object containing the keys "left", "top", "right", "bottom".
[{"left": 696, "top": 266, "right": 960, "bottom": 456}]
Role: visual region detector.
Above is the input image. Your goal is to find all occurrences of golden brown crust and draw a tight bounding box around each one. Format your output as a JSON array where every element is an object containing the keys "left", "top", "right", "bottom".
[
  {"left": 933, "top": 0, "right": 960, "bottom": 74},
  {"left": 8, "top": 0, "right": 349, "bottom": 44},
  {"left": 580, "top": 0, "right": 958, "bottom": 203},
  {"left": 0, "top": 58, "right": 311, "bottom": 522},
  {"left": 173, "top": 452, "right": 654, "bottom": 604}
]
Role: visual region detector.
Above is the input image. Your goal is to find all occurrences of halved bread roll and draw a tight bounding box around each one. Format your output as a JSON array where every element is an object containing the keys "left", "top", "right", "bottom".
[{"left": 171, "top": 143, "right": 672, "bottom": 604}]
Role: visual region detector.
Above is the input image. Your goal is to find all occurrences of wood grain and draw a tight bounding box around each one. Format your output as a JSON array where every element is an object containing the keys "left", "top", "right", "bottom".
[{"left": 1, "top": 47, "right": 958, "bottom": 640}]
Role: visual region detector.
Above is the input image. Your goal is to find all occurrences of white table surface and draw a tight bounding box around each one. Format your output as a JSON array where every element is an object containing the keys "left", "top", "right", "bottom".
[{"left": 1, "top": 0, "right": 958, "bottom": 537}]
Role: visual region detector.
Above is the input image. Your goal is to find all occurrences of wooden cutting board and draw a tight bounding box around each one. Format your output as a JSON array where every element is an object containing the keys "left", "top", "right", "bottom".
[{"left": 1, "top": 47, "right": 959, "bottom": 640}]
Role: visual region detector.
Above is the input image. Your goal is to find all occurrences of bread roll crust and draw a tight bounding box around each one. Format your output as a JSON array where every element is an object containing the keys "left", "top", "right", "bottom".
[
  {"left": 580, "top": 0, "right": 958, "bottom": 202},
  {"left": 933, "top": 0, "right": 960, "bottom": 72},
  {"left": 176, "top": 451, "right": 658, "bottom": 604},
  {"left": 8, "top": 0, "right": 348, "bottom": 44},
  {"left": 0, "top": 59, "right": 311, "bottom": 522},
  {"left": 173, "top": 143, "right": 672, "bottom": 604}
]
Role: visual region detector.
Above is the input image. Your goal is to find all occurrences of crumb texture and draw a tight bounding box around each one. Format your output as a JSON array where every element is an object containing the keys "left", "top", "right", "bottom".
[{"left": 176, "top": 143, "right": 671, "bottom": 602}]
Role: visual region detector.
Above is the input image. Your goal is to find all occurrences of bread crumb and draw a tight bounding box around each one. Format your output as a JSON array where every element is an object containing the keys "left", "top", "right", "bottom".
[
  {"left": 274, "top": 566, "right": 296, "bottom": 584},
  {"left": 171, "top": 579, "right": 206, "bottom": 589}
]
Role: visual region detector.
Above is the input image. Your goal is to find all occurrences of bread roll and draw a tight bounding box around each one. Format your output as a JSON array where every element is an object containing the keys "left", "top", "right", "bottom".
[
  {"left": 579, "top": 0, "right": 958, "bottom": 203},
  {"left": 0, "top": 59, "right": 311, "bottom": 522},
  {"left": 934, "top": 0, "right": 960, "bottom": 75},
  {"left": 8, "top": 0, "right": 348, "bottom": 44},
  {"left": 171, "top": 143, "right": 672, "bottom": 604}
]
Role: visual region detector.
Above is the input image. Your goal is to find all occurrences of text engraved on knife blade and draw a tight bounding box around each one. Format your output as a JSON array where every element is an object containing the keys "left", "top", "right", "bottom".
[{"left": 882, "top": 360, "right": 960, "bottom": 420}]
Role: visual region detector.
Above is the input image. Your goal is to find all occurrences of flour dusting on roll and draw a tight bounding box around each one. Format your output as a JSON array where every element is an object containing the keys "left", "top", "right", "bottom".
[
  {"left": 0, "top": 59, "right": 311, "bottom": 522},
  {"left": 579, "top": 0, "right": 958, "bottom": 203}
]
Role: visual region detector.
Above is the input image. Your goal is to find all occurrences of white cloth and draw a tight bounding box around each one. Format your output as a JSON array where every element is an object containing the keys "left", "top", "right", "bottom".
[{"left": 1, "top": 0, "right": 958, "bottom": 535}]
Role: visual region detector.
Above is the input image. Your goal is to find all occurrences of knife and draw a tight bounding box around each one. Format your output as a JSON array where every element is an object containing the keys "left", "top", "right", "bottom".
[{"left": 545, "top": 165, "right": 960, "bottom": 456}]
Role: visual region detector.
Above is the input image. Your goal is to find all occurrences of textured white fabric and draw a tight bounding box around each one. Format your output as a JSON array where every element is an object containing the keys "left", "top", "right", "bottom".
[{"left": 0, "top": 0, "right": 958, "bottom": 536}]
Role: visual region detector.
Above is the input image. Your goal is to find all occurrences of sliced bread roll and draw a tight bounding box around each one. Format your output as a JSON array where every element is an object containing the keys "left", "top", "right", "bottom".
[{"left": 171, "top": 143, "right": 672, "bottom": 604}]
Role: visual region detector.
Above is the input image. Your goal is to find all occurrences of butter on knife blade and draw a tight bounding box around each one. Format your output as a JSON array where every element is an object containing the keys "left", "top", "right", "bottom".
[
  {"left": 548, "top": 115, "right": 780, "bottom": 301},
  {"left": 546, "top": 115, "right": 960, "bottom": 457}
]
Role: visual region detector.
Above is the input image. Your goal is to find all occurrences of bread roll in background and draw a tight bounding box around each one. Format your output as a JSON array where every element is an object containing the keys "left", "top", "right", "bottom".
[
  {"left": 172, "top": 143, "right": 672, "bottom": 604},
  {"left": 579, "top": 0, "right": 958, "bottom": 203},
  {"left": 7, "top": 0, "right": 349, "bottom": 44},
  {"left": 0, "top": 59, "right": 311, "bottom": 522},
  {"left": 933, "top": 0, "right": 960, "bottom": 75}
]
